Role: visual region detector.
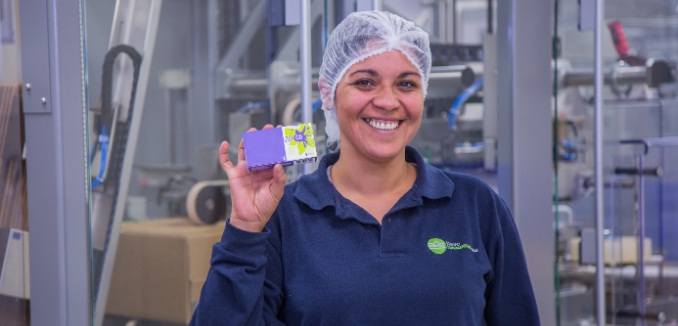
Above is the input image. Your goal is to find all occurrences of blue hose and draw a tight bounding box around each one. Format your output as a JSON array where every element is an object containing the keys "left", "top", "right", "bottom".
[
  {"left": 91, "top": 126, "right": 109, "bottom": 189},
  {"left": 448, "top": 77, "right": 484, "bottom": 130},
  {"left": 237, "top": 101, "right": 268, "bottom": 113},
  {"left": 312, "top": 99, "right": 322, "bottom": 113}
]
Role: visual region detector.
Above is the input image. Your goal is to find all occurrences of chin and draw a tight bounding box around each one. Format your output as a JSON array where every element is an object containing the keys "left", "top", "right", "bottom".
[{"left": 362, "top": 143, "right": 407, "bottom": 162}]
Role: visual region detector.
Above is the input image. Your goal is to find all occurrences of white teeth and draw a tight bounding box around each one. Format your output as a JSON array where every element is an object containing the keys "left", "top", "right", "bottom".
[{"left": 366, "top": 119, "right": 399, "bottom": 131}]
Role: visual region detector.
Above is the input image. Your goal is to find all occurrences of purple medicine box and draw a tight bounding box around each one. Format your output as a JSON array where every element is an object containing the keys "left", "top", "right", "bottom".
[{"left": 243, "top": 123, "right": 318, "bottom": 172}]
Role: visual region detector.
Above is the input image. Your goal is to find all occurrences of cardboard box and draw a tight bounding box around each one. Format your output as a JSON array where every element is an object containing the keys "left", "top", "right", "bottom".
[
  {"left": 106, "top": 218, "right": 224, "bottom": 324},
  {"left": 0, "top": 228, "right": 30, "bottom": 300},
  {"left": 569, "top": 235, "right": 652, "bottom": 265},
  {"left": 243, "top": 123, "right": 317, "bottom": 171}
]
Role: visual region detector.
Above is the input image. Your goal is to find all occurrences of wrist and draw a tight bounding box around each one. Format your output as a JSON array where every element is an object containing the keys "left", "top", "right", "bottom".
[{"left": 228, "top": 216, "right": 265, "bottom": 233}]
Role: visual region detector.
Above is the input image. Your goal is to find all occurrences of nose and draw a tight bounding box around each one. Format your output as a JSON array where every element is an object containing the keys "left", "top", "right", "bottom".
[{"left": 372, "top": 86, "right": 399, "bottom": 111}]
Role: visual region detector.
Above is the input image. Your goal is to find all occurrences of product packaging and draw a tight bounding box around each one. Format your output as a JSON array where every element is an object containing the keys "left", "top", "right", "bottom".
[{"left": 243, "top": 123, "right": 317, "bottom": 172}]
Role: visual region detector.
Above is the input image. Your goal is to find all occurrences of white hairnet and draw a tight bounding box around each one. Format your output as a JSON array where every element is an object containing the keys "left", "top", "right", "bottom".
[{"left": 319, "top": 10, "right": 432, "bottom": 150}]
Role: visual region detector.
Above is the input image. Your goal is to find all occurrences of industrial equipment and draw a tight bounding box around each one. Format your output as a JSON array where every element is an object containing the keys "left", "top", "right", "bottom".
[
  {"left": 553, "top": 9, "right": 678, "bottom": 325},
  {"left": 88, "top": 1, "right": 161, "bottom": 325},
  {"left": 85, "top": 0, "right": 506, "bottom": 324}
]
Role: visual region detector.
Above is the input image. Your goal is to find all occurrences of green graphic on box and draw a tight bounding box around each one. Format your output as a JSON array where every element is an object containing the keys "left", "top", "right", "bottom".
[{"left": 283, "top": 123, "right": 316, "bottom": 159}]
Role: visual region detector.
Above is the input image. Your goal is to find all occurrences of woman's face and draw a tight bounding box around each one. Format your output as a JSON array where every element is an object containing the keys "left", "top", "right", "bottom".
[{"left": 334, "top": 50, "right": 424, "bottom": 163}]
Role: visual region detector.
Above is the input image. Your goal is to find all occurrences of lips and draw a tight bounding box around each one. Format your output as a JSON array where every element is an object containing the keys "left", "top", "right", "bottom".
[{"left": 363, "top": 118, "right": 400, "bottom": 131}]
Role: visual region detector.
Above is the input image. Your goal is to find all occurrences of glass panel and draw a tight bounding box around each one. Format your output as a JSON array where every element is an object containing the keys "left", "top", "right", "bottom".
[
  {"left": 555, "top": 1, "right": 678, "bottom": 325},
  {"left": 84, "top": 0, "right": 494, "bottom": 325},
  {"left": 0, "top": 0, "right": 30, "bottom": 323},
  {"left": 383, "top": 0, "right": 496, "bottom": 186},
  {"left": 553, "top": 1, "right": 597, "bottom": 324},
  {"left": 84, "top": 0, "right": 327, "bottom": 324}
]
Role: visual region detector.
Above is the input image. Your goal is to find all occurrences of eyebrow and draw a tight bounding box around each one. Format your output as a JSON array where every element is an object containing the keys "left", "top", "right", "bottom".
[
  {"left": 398, "top": 71, "right": 421, "bottom": 79},
  {"left": 349, "top": 69, "right": 378, "bottom": 77},
  {"left": 348, "top": 69, "right": 421, "bottom": 79}
]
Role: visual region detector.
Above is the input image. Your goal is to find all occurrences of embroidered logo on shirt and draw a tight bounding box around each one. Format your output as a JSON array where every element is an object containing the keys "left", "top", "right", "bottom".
[{"left": 427, "top": 238, "right": 479, "bottom": 254}]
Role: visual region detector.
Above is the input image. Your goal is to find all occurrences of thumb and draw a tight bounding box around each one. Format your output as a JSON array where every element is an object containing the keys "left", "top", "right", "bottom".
[{"left": 269, "top": 164, "right": 287, "bottom": 201}]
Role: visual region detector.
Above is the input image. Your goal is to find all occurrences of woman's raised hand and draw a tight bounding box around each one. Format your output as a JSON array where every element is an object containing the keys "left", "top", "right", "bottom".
[{"left": 219, "top": 125, "right": 287, "bottom": 232}]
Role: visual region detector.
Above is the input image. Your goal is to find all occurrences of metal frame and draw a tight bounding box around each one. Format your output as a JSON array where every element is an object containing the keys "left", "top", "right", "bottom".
[
  {"left": 17, "top": 0, "right": 558, "bottom": 324},
  {"left": 300, "top": 0, "right": 313, "bottom": 174},
  {"left": 19, "top": 0, "right": 90, "bottom": 324},
  {"left": 214, "top": 0, "right": 265, "bottom": 98},
  {"left": 496, "top": 0, "right": 555, "bottom": 324},
  {"left": 593, "top": 0, "right": 606, "bottom": 324},
  {"left": 91, "top": 1, "right": 162, "bottom": 325},
  {"left": 1, "top": 0, "right": 16, "bottom": 43}
]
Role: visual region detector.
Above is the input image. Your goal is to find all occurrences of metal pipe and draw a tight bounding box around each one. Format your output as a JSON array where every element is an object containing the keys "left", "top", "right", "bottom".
[
  {"left": 637, "top": 155, "right": 647, "bottom": 326},
  {"left": 226, "top": 64, "right": 476, "bottom": 94},
  {"left": 372, "top": 0, "right": 382, "bottom": 10},
  {"left": 487, "top": 0, "right": 493, "bottom": 34},
  {"left": 594, "top": 0, "right": 606, "bottom": 325},
  {"left": 562, "top": 66, "right": 648, "bottom": 87},
  {"left": 452, "top": 0, "right": 457, "bottom": 44},
  {"left": 428, "top": 65, "right": 477, "bottom": 94},
  {"left": 229, "top": 76, "right": 269, "bottom": 93},
  {"left": 614, "top": 309, "right": 665, "bottom": 322},
  {"left": 165, "top": 91, "right": 175, "bottom": 163},
  {"left": 300, "top": 0, "right": 312, "bottom": 174}
]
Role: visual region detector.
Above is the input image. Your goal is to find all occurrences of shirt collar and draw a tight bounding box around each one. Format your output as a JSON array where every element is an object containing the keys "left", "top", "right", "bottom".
[{"left": 294, "top": 146, "right": 455, "bottom": 210}]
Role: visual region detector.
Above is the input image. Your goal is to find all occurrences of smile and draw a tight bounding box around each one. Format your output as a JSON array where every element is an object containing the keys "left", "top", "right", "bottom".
[{"left": 363, "top": 118, "right": 400, "bottom": 131}]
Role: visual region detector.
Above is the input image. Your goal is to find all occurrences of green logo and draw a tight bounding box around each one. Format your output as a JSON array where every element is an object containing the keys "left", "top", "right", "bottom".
[
  {"left": 427, "top": 238, "right": 478, "bottom": 254},
  {"left": 427, "top": 238, "right": 447, "bottom": 254}
]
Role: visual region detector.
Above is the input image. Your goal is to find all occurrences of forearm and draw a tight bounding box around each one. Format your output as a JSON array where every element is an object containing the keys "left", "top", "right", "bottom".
[{"left": 191, "top": 222, "right": 283, "bottom": 325}]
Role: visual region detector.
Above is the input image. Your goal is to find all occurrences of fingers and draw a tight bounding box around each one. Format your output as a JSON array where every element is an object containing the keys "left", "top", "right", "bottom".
[
  {"left": 273, "top": 164, "right": 286, "bottom": 184},
  {"left": 238, "top": 128, "right": 256, "bottom": 163},
  {"left": 237, "top": 138, "right": 246, "bottom": 164},
  {"left": 239, "top": 125, "right": 276, "bottom": 163},
  {"left": 269, "top": 164, "right": 287, "bottom": 203},
  {"left": 219, "top": 141, "right": 234, "bottom": 172},
  {"left": 231, "top": 125, "right": 281, "bottom": 169}
]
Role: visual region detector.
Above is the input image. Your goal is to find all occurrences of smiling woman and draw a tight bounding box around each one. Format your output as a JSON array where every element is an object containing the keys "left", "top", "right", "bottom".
[
  {"left": 317, "top": 11, "right": 431, "bottom": 152},
  {"left": 332, "top": 50, "right": 424, "bottom": 167},
  {"left": 191, "top": 10, "right": 540, "bottom": 326}
]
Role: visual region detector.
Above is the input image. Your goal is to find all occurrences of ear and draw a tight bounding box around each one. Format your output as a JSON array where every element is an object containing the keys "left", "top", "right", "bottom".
[{"left": 317, "top": 76, "right": 333, "bottom": 110}]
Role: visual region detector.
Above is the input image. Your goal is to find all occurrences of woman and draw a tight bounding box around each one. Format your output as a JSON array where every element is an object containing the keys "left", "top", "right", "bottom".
[{"left": 191, "top": 10, "right": 540, "bottom": 325}]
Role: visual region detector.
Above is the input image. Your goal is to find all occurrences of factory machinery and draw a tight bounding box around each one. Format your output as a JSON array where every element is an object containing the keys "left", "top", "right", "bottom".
[
  {"left": 85, "top": 0, "right": 678, "bottom": 325},
  {"left": 186, "top": 0, "right": 490, "bottom": 224},
  {"left": 553, "top": 17, "right": 678, "bottom": 326},
  {"left": 85, "top": 1, "right": 491, "bottom": 325}
]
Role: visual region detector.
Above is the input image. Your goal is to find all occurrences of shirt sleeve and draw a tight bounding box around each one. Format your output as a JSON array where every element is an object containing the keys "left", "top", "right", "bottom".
[
  {"left": 484, "top": 196, "right": 541, "bottom": 326},
  {"left": 190, "top": 221, "right": 285, "bottom": 326}
]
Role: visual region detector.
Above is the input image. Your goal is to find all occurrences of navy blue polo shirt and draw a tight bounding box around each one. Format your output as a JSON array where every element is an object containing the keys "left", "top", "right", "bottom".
[{"left": 191, "top": 146, "right": 540, "bottom": 326}]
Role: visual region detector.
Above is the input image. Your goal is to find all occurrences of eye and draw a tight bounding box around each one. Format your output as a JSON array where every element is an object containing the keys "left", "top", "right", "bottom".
[
  {"left": 352, "top": 79, "right": 375, "bottom": 89},
  {"left": 398, "top": 80, "right": 418, "bottom": 90}
]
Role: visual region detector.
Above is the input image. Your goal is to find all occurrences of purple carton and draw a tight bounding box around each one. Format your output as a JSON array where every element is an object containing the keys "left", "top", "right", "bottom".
[{"left": 243, "top": 123, "right": 318, "bottom": 172}]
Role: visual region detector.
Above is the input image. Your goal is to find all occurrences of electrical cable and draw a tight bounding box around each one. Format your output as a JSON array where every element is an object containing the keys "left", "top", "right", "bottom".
[{"left": 91, "top": 44, "right": 142, "bottom": 306}]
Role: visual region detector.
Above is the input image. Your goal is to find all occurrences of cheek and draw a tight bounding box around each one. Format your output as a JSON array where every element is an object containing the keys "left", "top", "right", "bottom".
[
  {"left": 335, "top": 89, "right": 371, "bottom": 113},
  {"left": 403, "top": 96, "right": 425, "bottom": 119}
]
